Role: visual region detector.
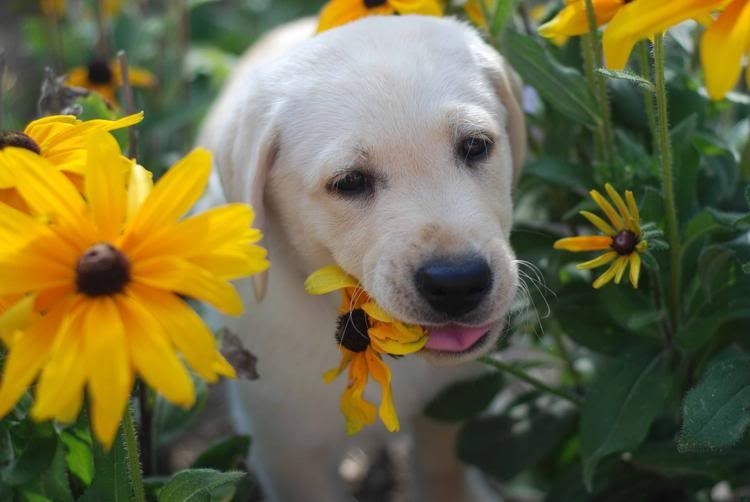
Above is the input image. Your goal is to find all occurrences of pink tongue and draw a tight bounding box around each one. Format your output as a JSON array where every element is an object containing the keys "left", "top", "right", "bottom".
[{"left": 424, "top": 324, "right": 491, "bottom": 352}]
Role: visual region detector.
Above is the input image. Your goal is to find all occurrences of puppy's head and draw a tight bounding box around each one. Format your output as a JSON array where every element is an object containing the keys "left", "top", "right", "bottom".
[{"left": 206, "top": 16, "right": 525, "bottom": 365}]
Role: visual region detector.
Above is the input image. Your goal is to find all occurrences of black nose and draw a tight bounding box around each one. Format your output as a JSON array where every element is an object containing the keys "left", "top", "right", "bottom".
[{"left": 415, "top": 256, "right": 493, "bottom": 317}]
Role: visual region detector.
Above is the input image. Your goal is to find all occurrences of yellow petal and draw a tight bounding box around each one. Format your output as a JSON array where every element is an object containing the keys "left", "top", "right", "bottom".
[
  {"left": 603, "top": 0, "right": 724, "bottom": 69},
  {"left": 554, "top": 235, "right": 613, "bottom": 251},
  {"left": 127, "top": 283, "right": 236, "bottom": 382},
  {"left": 126, "top": 163, "right": 153, "bottom": 221},
  {"left": 625, "top": 190, "right": 640, "bottom": 229},
  {"left": 83, "top": 297, "right": 132, "bottom": 448},
  {"left": 604, "top": 183, "right": 634, "bottom": 231},
  {"left": 589, "top": 188, "right": 624, "bottom": 229},
  {"left": 361, "top": 301, "right": 394, "bottom": 323},
  {"left": 341, "top": 353, "right": 376, "bottom": 435},
  {"left": 305, "top": 265, "right": 360, "bottom": 294},
  {"left": 576, "top": 250, "right": 618, "bottom": 270},
  {"left": 0, "top": 301, "right": 66, "bottom": 417},
  {"left": 85, "top": 132, "right": 127, "bottom": 241},
  {"left": 613, "top": 256, "right": 629, "bottom": 284},
  {"left": 125, "top": 148, "right": 211, "bottom": 238},
  {"left": 539, "top": 0, "right": 625, "bottom": 38},
  {"left": 629, "top": 252, "right": 642, "bottom": 288},
  {"left": 580, "top": 210, "right": 617, "bottom": 236},
  {"left": 592, "top": 260, "right": 620, "bottom": 288},
  {"left": 317, "top": 0, "right": 391, "bottom": 33},
  {"left": 323, "top": 349, "right": 354, "bottom": 383},
  {"left": 0, "top": 295, "right": 36, "bottom": 345},
  {"left": 365, "top": 349, "right": 399, "bottom": 432},
  {"left": 369, "top": 329, "right": 428, "bottom": 355},
  {"left": 700, "top": 0, "right": 750, "bottom": 100},
  {"left": 117, "top": 294, "right": 196, "bottom": 408},
  {"left": 389, "top": 0, "right": 443, "bottom": 17},
  {"left": 131, "top": 257, "right": 244, "bottom": 315}
]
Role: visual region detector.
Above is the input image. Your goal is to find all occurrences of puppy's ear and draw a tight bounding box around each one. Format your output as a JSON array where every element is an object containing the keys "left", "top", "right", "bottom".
[
  {"left": 474, "top": 40, "right": 526, "bottom": 184},
  {"left": 198, "top": 88, "right": 279, "bottom": 302}
]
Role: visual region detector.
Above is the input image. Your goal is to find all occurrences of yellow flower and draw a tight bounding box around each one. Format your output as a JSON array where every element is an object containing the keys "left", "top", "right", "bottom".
[
  {"left": 66, "top": 59, "right": 156, "bottom": 106},
  {"left": 41, "top": 0, "right": 123, "bottom": 18},
  {"left": 317, "top": 0, "right": 443, "bottom": 33},
  {"left": 700, "top": 0, "right": 750, "bottom": 100},
  {"left": 305, "top": 265, "right": 427, "bottom": 434},
  {"left": 554, "top": 183, "right": 647, "bottom": 289},
  {"left": 0, "top": 112, "right": 143, "bottom": 210},
  {"left": 0, "top": 134, "right": 269, "bottom": 447},
  {"left": 538, "top": 0, "right": 628, "bottom": 39},
  {"left": 602, "top": 0, "right": 726, "bottom": 70}
]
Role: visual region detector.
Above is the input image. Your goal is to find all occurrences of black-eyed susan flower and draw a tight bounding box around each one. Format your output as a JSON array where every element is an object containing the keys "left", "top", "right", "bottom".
[
  {"left": 538, "top": 0, "right": 628, "bottom": 40},
  {"left": 317, "top": 0, "right": 443, "bottom": 33},
  {"left": 554, "top": 183, "right": 648, "bottom": 289},
  {"left": 0, "top": 112, "right": 143, "bottom": 210},
  {"left": 700, "top": 0, "right": 750, "bottom": 100},
  {"left": 305, "top": 265, "right": 428, "bottom": 434},
  {"left": 40, "top": 0, "right": 123, "bottom": 17},
  {"left": 602, "top": 0, "right": 725, "bottom": 70},
  {"left": 66, "top": 59, "right": 156, "bottom": 106},
  {"left": 0, "top": 132, "right": 268, "bottom": 447}
]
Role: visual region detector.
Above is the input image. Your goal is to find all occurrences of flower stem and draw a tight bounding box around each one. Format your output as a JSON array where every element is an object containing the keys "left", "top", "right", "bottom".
[
  {"left": 653, "top": 34, "right": 681, "bottom": 335},
  {"left": 123, "top": 403, "right": 147, "bottom": 502},
  {"left": 480, "top": 356, "right": 583, "bottom": 406},
  {"left": 637, "top": 41, "right": 658, "bottom": 150},
  {"left": 583, "top": 0, "right": 616, "bottom": 168}
]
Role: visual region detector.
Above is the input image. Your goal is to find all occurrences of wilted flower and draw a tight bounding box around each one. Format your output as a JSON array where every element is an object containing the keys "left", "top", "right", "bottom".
[
  {"left": 305, "top": 265, "right": 427, "bottom": 434},
  {"left": 317, "top": 0, "right": 443, "bottom": 33},
  {"left": 554, "top": 183, "right": 647, "bottom": 289},
  {"left": 0, "top": 135, "right": 268, "bottom": 447}
]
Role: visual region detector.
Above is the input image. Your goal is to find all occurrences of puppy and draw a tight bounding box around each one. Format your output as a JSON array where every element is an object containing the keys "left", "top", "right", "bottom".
[{"left": 197, "top": 15, "right": 525, "bottom": 501}]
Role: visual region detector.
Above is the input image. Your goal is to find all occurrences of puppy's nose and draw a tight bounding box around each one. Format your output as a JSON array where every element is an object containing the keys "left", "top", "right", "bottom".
[{"left": 415, "top": 256, "right": 493, "bottom": 317}]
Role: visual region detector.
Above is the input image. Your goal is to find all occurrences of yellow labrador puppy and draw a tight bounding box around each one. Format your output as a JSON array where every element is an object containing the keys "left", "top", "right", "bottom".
[{"left": 198, "top": 15, "right": 525, "bottom": 502}]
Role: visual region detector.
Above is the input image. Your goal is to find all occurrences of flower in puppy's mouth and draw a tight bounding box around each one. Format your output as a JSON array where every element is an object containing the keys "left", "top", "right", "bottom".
[
  {"left": 305, "top": 265, "right": 427, "bottom": 434},
  {"left": 554, "top": 183, "right": 647, "bottom": 289},
  {"left": 316, "top": 0, "right": 443, "bottom": 33}
]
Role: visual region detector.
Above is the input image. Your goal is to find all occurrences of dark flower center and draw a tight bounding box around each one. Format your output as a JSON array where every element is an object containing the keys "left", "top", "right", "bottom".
[
  {"left": 87, "top": 60, "right": 114, "bottom": 84},
  {"left": 0, "top": 131, "right": 41, "bottom": 154},
  {"left": 335, "top": 309, "right": 371, "bottom": 352},
  {"left": 364, "top": 0, "right": 387, "bottom": 7},
  {"left": 612, "top": 230, "right": 638, "bottom": 255},
  {"left": 76, "top": 243, "right": 131, "bottom": 296}
]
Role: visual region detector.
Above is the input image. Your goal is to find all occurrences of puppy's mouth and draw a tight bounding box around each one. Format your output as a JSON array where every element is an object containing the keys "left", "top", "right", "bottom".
[{"left": 421, "top": 321, "right": 498, "bottom": 354}]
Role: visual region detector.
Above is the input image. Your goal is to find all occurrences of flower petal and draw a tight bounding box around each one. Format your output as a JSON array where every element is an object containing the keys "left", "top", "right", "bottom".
[
  {"left": 629, "top": 252, "right": 642, "bottom": 288},
  {"left": 324, "top": 349, "right": 355, "bottom": 383},
  {"left": 83, "top": 297, "right": 132, "bottom": 448},
  {"left": 389, "top": 0, "right": 443, "bottom": 16},
  {"left": 604, "top": 183, "right": 634, "bottom": 231},
  {"left": 593, "top": 260, "right": 620, "bottom": 288},
  {"left": 554, "top": 235, "right": 613, "bottom": 252},
  {"left": 305, "top": 265, "right": 360, "bottom": 294},
  {"left": 365, "top": 350, "right": 399, "bottom": 432},
  {"left": 116, "top": 294, "right": 196, "bottom": 408},
  {"left": 341, "top": 353, "right": 376, "bottom": 435},
  {"left": 700, "top": 0, "right": 750, "bottom": 100},
  {"left": 85, "top": 132, "right": 127, "bottom": 241},
  {"left": 576, "top": 250, "right": 618, "bottom": 270},
  {"left": 317, "top": 0, "right": 391, "bottom": 33},
  {"left": 589, "top": 188, "right": 624, "bottom": 229},
  {"left": 580, "top": 210, "right": 617, "bottom": 236},
  {"left": 539, "top": 0, "right": 625, "bottom": 38},
  {"left": 613, "top": 256, "right": 629, "bottom": 284},
  {"left": 127, "top": 283, "right": 236, "bottom": 382}
]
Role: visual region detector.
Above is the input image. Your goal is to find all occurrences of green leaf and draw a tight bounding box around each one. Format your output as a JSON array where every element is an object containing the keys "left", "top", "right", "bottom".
[
  {"left": 524, "top": 157, "right": 594, "bottom": 193},
  {"left": 631, "top": 441, "right": 750, "bottom": 479},
  {"left": 78, "top": 427, "right": 130, "bottom": 502},
  {"left": 678, "top": 347, "right": 750, "bottom": 452},
  {"left": 707, "top": 208, "right": 750, "bottom": 231},
  {"left": 596, "top": 68, "right": 655, "bottom": 92},
  {"left": 157, "top": 469, "right": 246, "bottom": 502},
  {"left": 671, "top": 115, "right": 700, "bottom": 225},
  {"left": 580, "top": 346, "right": 671, "bottom": 489},
  {"left": 3, "top": 423, "right": 57, "bottom": 486},
  {"left": 60, "top": 427, "right": 94, "bottom": 486},
  {"left": 191, "top": 435, "right": 251, "bottom": 471},
  {"left": 504, "top": 31, "right": 600, "bottom": 126},
  {"left": 17, "top": 439, "right": 73, "bottom": 502},
  {"left": 697, "top": 246, "right": 736, "bottom": 303},
  {"left": 424, "top": 373, "right": 504, "bottom": 421},
  {"left": 457, "top": 394, "right": 577, "bottom": 481}
]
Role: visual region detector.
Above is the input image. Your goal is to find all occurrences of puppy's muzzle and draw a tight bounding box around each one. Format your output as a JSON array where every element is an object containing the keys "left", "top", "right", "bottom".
[{"left": 415, "top": 255, "right": 493, "bottom": 317}]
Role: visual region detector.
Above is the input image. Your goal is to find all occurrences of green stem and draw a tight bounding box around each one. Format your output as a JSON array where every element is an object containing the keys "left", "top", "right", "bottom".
[
  {"left": 123, "top": 403, "right": 147, "bottom": 502},
  {"left": 580, "top": 33, "right": 605, "bottom": 164},
  {"left": 480, "top": 356, "right": 583, "bottom": 406},
  {"left": 637, "top": 41, "right": 658, "bottom": 151},
  {"left": 654, "top": 34, "right": 681, "bottom": 336},
  {"left": 547, "top": 318, "right": 582, "bottom": 388},
  {"left": 583, "top": 0, "right": 616, "bottom": 168}
]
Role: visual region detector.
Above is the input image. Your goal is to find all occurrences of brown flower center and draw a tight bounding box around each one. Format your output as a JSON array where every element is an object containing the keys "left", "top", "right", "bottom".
[
  {"left": 364, "top": 0, "right": 387, "bottom": 7},
  {"left": 76, "top": 243, "right": 130, "bottom": 296},
  {"left": 335, "top": 309, "right": 371, "bottom": 352},
  {"left": 0, "top": 131, "right": 41, "bottom": 154},
  {"left": 612, "top": 230, "right": 638, "bottom": 255},
  {"left": 87, "top": 60, "right": 114, "bottom": 84}
]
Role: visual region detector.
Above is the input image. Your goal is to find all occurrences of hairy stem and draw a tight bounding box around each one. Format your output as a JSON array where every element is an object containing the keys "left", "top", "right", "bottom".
[
  {"left": 654, "top": 34, "right": 681, "bottom": 336},
  {"left": 123, "top": 404, "right": 147, "bottom": 502},
  {"left": 637, "top": 41, "right": 658, "bottom": 151}
]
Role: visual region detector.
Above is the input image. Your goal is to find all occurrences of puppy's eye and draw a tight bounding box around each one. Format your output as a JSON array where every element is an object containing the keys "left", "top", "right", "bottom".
[
  {"left": 459, "top": 136, "right": 493, "bottom": 164},
  {"left": 329, "top": 170, "right": 373, "bottom": 197}
]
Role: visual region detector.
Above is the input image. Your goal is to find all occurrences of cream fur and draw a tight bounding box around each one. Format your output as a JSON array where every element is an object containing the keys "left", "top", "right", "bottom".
[{"left": 197, "top": 15, "right": 525, "bottom": 501}]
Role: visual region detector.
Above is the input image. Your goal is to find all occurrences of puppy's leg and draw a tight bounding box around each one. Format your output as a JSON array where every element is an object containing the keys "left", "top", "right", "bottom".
[{"left": 411, "top": 415, "right": 473, "bottom": 502}]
